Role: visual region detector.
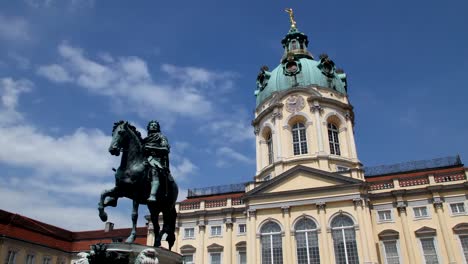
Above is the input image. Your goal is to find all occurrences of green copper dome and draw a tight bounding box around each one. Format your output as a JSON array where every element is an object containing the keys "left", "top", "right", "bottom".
[{"left": 255, "top": 28, "right": 348, "bottom": 107}]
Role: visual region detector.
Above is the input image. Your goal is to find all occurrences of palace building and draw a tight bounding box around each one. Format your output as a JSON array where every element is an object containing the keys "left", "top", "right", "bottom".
[
  {"left": 2, "top": 10, "right": 468, "bottom": 264},
  {"left": 165, "top": 12, "right": 468, "bottom": 264},
  {"left": 0, "top": 209, "right": 147, "bottom": 264}
]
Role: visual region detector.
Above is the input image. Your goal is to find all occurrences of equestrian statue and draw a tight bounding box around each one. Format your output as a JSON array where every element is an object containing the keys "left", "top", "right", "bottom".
[{"left": 97, "top": 120, "right": 179, "bottom": 250}]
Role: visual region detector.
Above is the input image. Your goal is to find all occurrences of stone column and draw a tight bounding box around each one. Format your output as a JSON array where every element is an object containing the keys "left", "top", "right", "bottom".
[
  {"left": 433, "top": 197, "right": 457, "bottom": 264},
  {"left": 281, "top": 206, "right": 293, "bottom": 263},
  {"left": 311, "top": 102, "right": 324, "bottom": 153},
  {"left": 225, "top": 219, "right": 233, "bottom": 264},
  {"left": 254, "top": 127, "right": 261, "bottom": 174},
  {"left": 362, "top": 199, "right": 378, "bottom": 262},
  {"left": 274, "top": 128, "right": 282, "bottom": 161},
  {"left": 396, "top": 203, "right": 416, "bottom": 263},
  {"left": 247, "top": 209, "right": 257, "bottom": 264},
  {"left": 197, "top": 220, "right": 206, "bottom": 264},
  {"left": 316, "top": 202, "right": 330, "bottom": 264},
  {"left": 353, "top": 199, "right": 371, "bottom": 263},
  {"left": 345, "top": 111, "right": 357, "bottom": 159}
]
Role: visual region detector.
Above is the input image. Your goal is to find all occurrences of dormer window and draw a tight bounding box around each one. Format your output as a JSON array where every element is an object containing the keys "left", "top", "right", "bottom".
[{"left": 290, "top": 40, "right": 299, "bottom": 50}]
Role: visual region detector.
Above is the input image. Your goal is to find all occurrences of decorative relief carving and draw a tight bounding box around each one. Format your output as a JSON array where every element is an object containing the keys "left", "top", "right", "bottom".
[
  {"left": 286, "top": 95, "right": 305, "bottom": 113},
  {"left": 345, "top": 110, "right": 352, "bottom": 120},
  {"left": 396, "top": 201, "right": 407, "bottom": 213},
  {"left": 248, "top": 209, "right": 257, "bottom": 218},
  {"left": 433, "top": 197, "right": 444, "bottom": 209},
  {"left": 310, "top": 104, "right": 323, "bottom": 113},
  {"left": 316, "top": 202, "right": 326, "bottom": 211},
  {"left": 352, "top": 198, "right": 363, "bottom": 208},
  {"left": 254, "top": 127, "right": 260, "bottom": 135},
  {"left": 281, "top": 206, "right": 290, "bottom": 215},
  {"left": 271, "top": 110, "right": 283, "bottom": 123}
]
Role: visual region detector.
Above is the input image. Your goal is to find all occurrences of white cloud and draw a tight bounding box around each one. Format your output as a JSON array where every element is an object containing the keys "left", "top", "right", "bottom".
[
  {"left": 0, "top": 78, "right": 32, "bottom": 124},
  {"left": 0, "top": 15, "right": 30, "bottom": 41},
  {"left": 0, "top": 184, "right": 130, "bottom": 231},
  {"left": 40, "top": 43, "right": 218, "bottom": 121},
  {"left": 8, "top": 52, "right": 30, "bottom": 70},
  {"left": 25, "top": 0, "right": 94, "bottom": 9},
  {"left": 202, "top": 119, "right": 254, "bottom": 144},
  {"left": 37, "top": 64, "right": 73, "bottom": 83},
  {"left": 170, "top": 158, "right": 197, "bottom": 182},
  {"left": 177, "top": 188, "right": 188, "bottom": 202},
  {"left": 0, "top": 125, "right": 115, "bottom": 176},
  {"left": 215, "top": 146, "right": 254, "bottom": 168},
  {"left": 0, "top": 76, "right": 199, "bottom": 230}
]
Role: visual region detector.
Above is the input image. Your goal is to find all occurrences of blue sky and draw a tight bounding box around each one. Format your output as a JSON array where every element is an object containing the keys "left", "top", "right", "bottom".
[{"left": 0, "top": 0, "right": 467, "bottom": 230}]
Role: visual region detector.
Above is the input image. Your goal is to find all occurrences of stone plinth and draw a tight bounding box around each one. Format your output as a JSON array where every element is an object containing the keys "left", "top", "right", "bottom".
[{"left": 77, "top": 243, "right": 182, "bottom": 264}]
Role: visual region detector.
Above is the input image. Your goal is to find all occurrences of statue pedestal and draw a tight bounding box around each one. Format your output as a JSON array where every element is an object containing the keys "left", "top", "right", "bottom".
[
  {"left": 78, "top": 243, "right": 182, "bottom": 264},
  {"left": 107, "top": 243, "right": 181, "bottom": 264}
]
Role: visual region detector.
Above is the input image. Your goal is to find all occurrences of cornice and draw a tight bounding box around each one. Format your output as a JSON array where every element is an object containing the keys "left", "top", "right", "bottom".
[
  {"left": 244, "top": 183, "right": 364, "bottom": 201},
  {"left": 368, "top": 182, "right": 468, "bottom": 199},
  {"left": 252, "top": 103, "right": 283, "bottom": 127}
]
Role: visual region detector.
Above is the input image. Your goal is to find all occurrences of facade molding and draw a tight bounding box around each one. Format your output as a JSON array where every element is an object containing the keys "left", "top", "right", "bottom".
[{"left": 249, "top": 194, "right": 361, "bottom": 211}]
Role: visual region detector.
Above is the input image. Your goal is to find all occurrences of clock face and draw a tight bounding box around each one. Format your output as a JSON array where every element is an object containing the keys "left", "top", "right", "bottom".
[{"left": 285, "top": 95, "right": 305, "bottom": 113}]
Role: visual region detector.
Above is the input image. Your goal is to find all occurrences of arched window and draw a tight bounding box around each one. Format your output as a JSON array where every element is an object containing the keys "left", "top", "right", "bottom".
[
  {"left": 331, "top": 215, "right": 359, "bottom": 264},
  {"left": 328, "top": 123, "right": 341, "bottom": 155},
  {"left": 266, "top": 132, "right": 274, "bottom": 164},
  {"left": 261, "top": 221, "right": 283, "bottom": 264},
  {"left": 292, "top": 122, "right": 308, "bottom": 155},
  {"left": 295, "top": 218, "right": 320, "bottom": 264}
]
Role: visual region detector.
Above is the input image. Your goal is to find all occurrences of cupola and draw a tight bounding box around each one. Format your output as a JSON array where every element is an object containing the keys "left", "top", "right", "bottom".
[{"left": 255, "top": 9, "right": 348, "bottom": 108}]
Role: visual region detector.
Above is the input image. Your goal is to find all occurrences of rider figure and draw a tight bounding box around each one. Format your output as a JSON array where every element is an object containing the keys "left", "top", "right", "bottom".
[{"left": 143, "top": 120, "right": 171, "bottom": 202}]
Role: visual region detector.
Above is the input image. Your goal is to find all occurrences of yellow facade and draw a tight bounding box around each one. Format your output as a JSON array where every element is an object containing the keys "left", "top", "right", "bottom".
[
  {"left": 0, "top": 237, "right": 69, "bottom": 264},
  {"left": 149, "top": 11, "right": 468, "bottom": 264}
]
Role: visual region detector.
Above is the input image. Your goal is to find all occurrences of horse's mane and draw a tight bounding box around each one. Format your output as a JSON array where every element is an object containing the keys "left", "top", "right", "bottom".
[{"left": 112, "top": 120, "right": 143, "bottom": 142}]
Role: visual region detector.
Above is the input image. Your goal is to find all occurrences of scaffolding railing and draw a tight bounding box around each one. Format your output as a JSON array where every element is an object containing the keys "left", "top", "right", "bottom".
[
  {"left": 364, "top": 155, "right": 462, "bottom": 177},
  {"left": 187, "top": 183, "right": 246, "bottom": 198}
]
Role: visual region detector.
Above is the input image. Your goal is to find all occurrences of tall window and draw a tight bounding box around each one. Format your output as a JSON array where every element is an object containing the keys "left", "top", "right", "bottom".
[
  {"left": 331, "top": 215, "right": 359, "bottom": 264},
  {"left": 26, "top": 254, "right": 36, "bottom": 264},
  {"left": 238, "top": 251, "right": 247, "bottom": 264},
  {"left": 413, "top": 206, "right": 429, "bottom": 218},
  {"left": 460, "top": 236, "right": 468, "bottom": 262},
  {"left": 295, "top": 218, "right": 320, "bottom": 264},
  {"left": 419, "top": 237, "right": 439, "bottom": 264},
  {"left": 42, "top": 257, "right": 51, "bottom": 264},
  {"left": 211, "top": 226, "right": 222, "bottom": 236},
  {"left": 261, "top": 221, "right": 283, "bottom": 264},
  {"left": 450, "top": 202, "right": 466, "bottom": 215},
  {"left": 210, "top": 253, "right": 221, "bottom": 264},
  {"left": 267, "top": 132, "right": 274, "bottom": 164},
  {"left": 184, "top": 227, "right": 195, "bottom": 239},
  {"left": 182, "top": 255, "right": 194, "bottom": 264},
  {"left": 381, "top": 240, "right": 400, "bottom": 264},
  {"left": 292, "top": 122, "right": 308, "bottom": 155},
  {"left": 328, "top": 123, "right": 341, "bottom": 155},
  {"left": 5, "top": 250, "right": 17, "bottom": 264}
]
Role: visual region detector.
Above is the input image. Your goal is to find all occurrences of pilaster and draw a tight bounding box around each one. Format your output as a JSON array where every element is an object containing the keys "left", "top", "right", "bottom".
[
  {"left": 432, "top": 196, "right": 457, "bottom": 264},
  {"left": 353, "top": 198, "right": 372, "bottom": 263},
  {"left": 225, "top": 218, "right": 233, "bottom": 264},
  {"left": 197, "top": 219, "right": 206, "bottom": 264},
  {"left": 396, "top": 202, "right": 416, "bottom": 263},
  {"left": 247, "top": 209, "right": 257, "bottom": 264},
  {"left": 281, "top": 206, "right": 293, "bottom": 263},
  {"left": 310, "top": 101, "right": 324, "bottom": 153},
  {"left": 316, "top": 202, "right": 330, "bottom": 264}
]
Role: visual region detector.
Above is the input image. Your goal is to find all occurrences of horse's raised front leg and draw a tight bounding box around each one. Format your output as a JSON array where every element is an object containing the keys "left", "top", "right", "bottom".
[
  {"left": 98, "top": 187, "right": 118, "bottom": 222},
  {"left": 125, "top": 200, "right": 139, "bottom": 243}
]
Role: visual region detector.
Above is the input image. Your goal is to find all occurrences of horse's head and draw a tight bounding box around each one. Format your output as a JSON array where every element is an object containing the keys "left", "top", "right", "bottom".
[{"left": 109, "top": 121, "right": 128, "bottom": 156}]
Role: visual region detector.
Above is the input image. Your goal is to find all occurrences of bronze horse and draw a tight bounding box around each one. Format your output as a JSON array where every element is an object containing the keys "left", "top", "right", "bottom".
[{"left": 98, "top": 121, "right": 178, "bottom": 249}]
